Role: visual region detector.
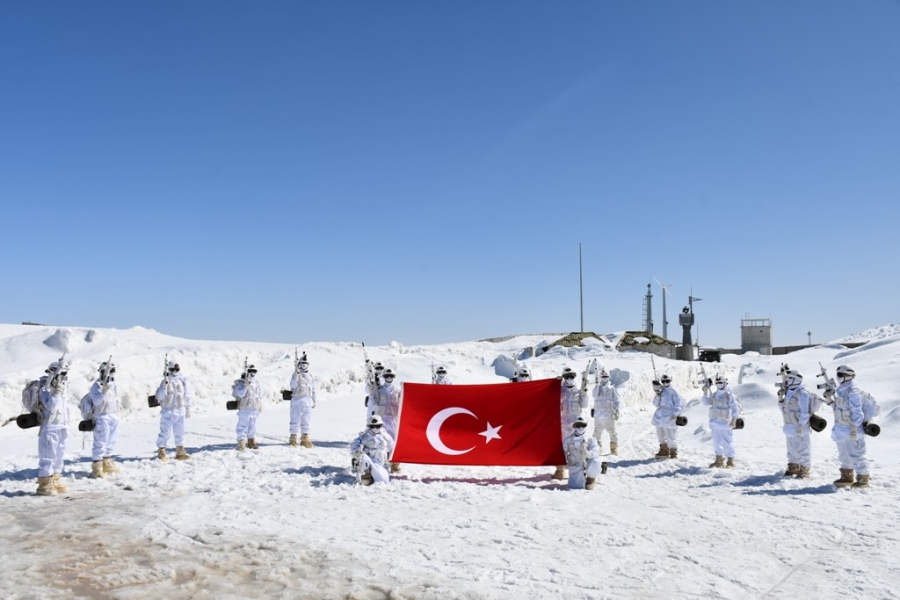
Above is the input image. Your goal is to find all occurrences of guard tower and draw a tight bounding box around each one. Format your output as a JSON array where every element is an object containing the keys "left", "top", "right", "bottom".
[
  {"left": 678, "top": 306, "right": 695, "bottom": 360},
  {"left": 741, "top": 318, "right": 772, "bottom": 355}
]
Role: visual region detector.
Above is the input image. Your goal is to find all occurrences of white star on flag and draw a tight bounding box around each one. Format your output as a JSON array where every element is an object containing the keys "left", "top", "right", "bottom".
[{"left": 478, "top": 422, "right": 502, "bottom": 443}]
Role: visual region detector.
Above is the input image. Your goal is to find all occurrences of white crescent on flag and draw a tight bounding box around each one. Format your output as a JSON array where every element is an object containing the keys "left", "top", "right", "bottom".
[{"left": 426, "top": 407, "right": 477, "bottom": 455}]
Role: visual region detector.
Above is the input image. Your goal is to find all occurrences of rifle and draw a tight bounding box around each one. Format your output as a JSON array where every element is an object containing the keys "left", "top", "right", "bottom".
[
  {"left": 816, "top": 362, "right": 837, "bottom": 403},
  {"left": 242, "top": 356, "right": 249, "bottom": 382},
  {"left": 431, "top": 361, "right": 436, "bottom": 384},
  {"left": 512, "top": 355, "right": 519, "bottom": 382},
  {"left": 362, "top": 343, "right": 379, "bottom": 407},
  {"left": 48, "top": 352, "right": 67, "bottom": 389},
  {"left": 164, "top": 353, "right": 170, "bottom": 392},
  {"left": 774, "top": 362, "right": 790, "bottom": 402},
  {"left": 100, "top": 354, "right": 113, "bottom": 393},
  {"left": 698, "top": 362, "right": 712, "bottom": 392},
  {"left": 580, "top": 359, "right": 593, "bottom": 394}
]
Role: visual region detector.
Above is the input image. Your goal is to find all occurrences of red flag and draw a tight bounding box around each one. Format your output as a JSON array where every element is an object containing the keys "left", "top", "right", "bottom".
[{"left": 392, "top": 379, "right": 564, "bottom": 466}]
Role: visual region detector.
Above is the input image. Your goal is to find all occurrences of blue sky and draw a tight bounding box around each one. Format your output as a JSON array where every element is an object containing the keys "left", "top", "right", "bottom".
[{"left": 1, "top": 2, "right": 898, "bottom": 348}]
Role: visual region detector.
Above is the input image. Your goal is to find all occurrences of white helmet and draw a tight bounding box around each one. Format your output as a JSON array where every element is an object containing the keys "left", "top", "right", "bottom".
[
  {"left": 436, "top": 366, "right": 447, "bottom": 375},
  {"left": 660, "top": 374, "right": 672, "bottom": 387},
  {"left": 298, "top": 352, "right": 309, "bottom": 371},
  {"left": 786, "top": 370, "right": 803, "bottom": 389},
  {"left": 600, "top": 369, "right": 610, "bottom": 380},
  {"left": 573, "top": 416, "right": 588, "bottom": 430},
  {"left": 382, "top": 368, "right": 395, "bottom": 380},
  {"left": 836, "top": 365, "right": 855, "bottom": 381},
  {"left": 715, "top": 374, "right": 727, "bottom": 389},
  {"left": 561, "top": 367, "right": 576, "bottom": 387},
  {"left": 367, "top": 415, "right": 384, "bottom": 428}
]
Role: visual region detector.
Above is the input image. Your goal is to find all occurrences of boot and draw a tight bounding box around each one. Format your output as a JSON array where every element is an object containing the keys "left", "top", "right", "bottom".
[
  {"left": 237, "top": 439, "right": 246, "bottom": 451},
  {"left": 51, "top": 473, "right": 68, "bottom": 494},
  {"left": 102, "top": 457, "right": 121, "bottom": 474},
  {"left": 361, "top": 469, "right": 374, "bottom": 486},
  {"left": 833, "top": 468, "right": 855, "bottom": 488},
  {"left": 36, "top": 477, "right": 57, "bottom": 496},
  {"left": 851, "top": 474, "right": 870, "bottom": 489},
  {"left": 669, "top": 447, "right": 678, "bottom": 459},
  {"left": 783, "top": 463, "right": 800, "bottom": 477},
  {"left": 726, "top": 457, "right": 735, "bottom": 469},
  {"left": 176, "top": 446, "right": 190, "bottom": 460},
  {"left": 552, "top": 465, "right": 567, "bottom": 480},
  {"left": 91, "top": 461, "right": 106, "bottom": 479},
  {"left": 289, "top": 434, "right": 299, "bottom": 448},
  {"left": 247, "top": 438, "right": 258, "bottom": 450},
  {"left": 610, "top": 442, "right": 619, "bottom": 456},
  {"left": 157, "top": 447, "right": 168, "bottom": 462},
  {"left": 709, "top": 455, "right": 725, "bottom": 468},
  {"left": 585, "top": 477, "right": 596, "bottom": 490},
  {"left": 300, "top": 434, "right": 314, "bottom": 448},
  {"left": 797, "top": 466, "right": 811, "bottom": 479},
  {"left": 601, "top": 462, "right": 608, "bottom": 475},
  {"left": 390, "top": 462, "right": 401, "bottom": 474},
  {"left": 654, "top": 444, "right": 670, "bottom": 460}
]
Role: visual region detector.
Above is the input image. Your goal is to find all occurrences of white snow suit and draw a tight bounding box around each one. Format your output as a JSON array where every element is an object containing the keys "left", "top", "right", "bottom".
[
  {"left": 652, "top": 386, "right": 683, "bottom": 450},
  {"left": 87, "top": 379, "right": 120, "bottom": 462},
  {"left": 372, "top": 382, "right": 401, "bottom": 441},
  {"left": 564, "top": 430, "right": 602, "bottom": 489},
  {"left": 592, "top": 382, "right": 621, "bottom": 447},
  {"left": 560, "top": 384, "right": 587, "bottom": 438},
  {"left": 155, "top": 372, "right": 193, "bottom": 448},
  {"left": 831, "top": 380, "right": 868, "bottom": 475},
  {"left": 702, "top": 385, "right": 741, "bottom": 459},
  {"left": 781, "top": 384, "right": 812, "bottom": 468},
  {"left": 289, "top": 370, "right": 316, "bottom": 436},
  {"left": 233, "top": 377, "right": 264, "bottom": 442},
  {"left": 350, "top": 428, "right": 396, "bottom": 484},
  {"left": 38, "top": 380, "right": 69, "bottom": 478},
  {"left": 434, "top": 374, "right": 452, "bottom": 385}
]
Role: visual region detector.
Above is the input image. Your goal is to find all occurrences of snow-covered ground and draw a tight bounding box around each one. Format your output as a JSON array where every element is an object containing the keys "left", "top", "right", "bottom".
[{"left": 1, "top": 324, "right": 897, "bottom": 599}]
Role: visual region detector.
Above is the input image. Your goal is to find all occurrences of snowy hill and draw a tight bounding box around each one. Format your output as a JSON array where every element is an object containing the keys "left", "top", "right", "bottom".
[{"left": 1, "top": 324, "right": 898, "bottom": 598}]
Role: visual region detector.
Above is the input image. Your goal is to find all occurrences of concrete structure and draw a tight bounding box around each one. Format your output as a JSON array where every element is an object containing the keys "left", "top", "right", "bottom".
[
  {"left": 617, "top": 331, "right": 678, "bottom": 359},
  {"left": 678, "top": 306, "right": 695, "bottom": 361},
  {"left": 740, "top": 318, "right": 773, "bottom": 355}
]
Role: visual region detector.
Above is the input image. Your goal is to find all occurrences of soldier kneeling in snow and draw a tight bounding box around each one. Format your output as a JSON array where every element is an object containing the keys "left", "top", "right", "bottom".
[
  {"left": 564, "top": 417, "right": 602, "bottom": 490},
  {"left": 350, "top": 415, "right": 395, "bottom": 486}
]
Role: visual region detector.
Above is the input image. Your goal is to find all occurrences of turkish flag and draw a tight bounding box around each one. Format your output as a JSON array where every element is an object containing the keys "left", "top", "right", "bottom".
[{"left": 391, "top": 379, "right": 565, "bottom": 466}]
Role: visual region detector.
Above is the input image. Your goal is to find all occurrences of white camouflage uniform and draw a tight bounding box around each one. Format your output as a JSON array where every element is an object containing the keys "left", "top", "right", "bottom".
[
  {"left": 831, "top": 380, "right": 868, "bottom": 476},
  {"left": 702, "top": 383, "right": 741, "bottom": 459},
  {"left": 233, "top": 376, "right": 264, "bottom": 443},
  {"left": 564, "top": 429, "right": 602, "bottom": 489},
  {"left": 155, "top": 370, "right": 193, "bottom": 449},
  {"left": 87, "top": 378, "right": 120, "bottom": 462},
  {"left": 38, "top": 376, "right": 69, "bottom": 479},
  {"left": 289, "top": 370, "right": 316, "bottom": 436},
  {"left": 652, "top": 385, "right": 683, "bottom": 451},
  {"left": 781, "top": 383, "right": 812, "bottom": 468},
  {"left": 350, "top": 427, "right": 395, "bottom": 484},
  {"left": 592, "top": 381, "right": 621, "bottom": 448}
]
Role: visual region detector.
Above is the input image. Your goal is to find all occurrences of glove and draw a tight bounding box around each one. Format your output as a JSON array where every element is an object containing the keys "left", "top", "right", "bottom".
[
  {"left": 777, "top": 389, "right": 785, "bottom": 401},
  {"left": 614, "top": 410, "right": 620, "bottom": 421},
  {"left": 824, "top": 389, "right": 835, "bottom": 400},
  {"left": 590, "top": 409, "right": 595, "bottom": 418},
  {"left": 185, "top": 407, "right": 191, "bottom": 419}
]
